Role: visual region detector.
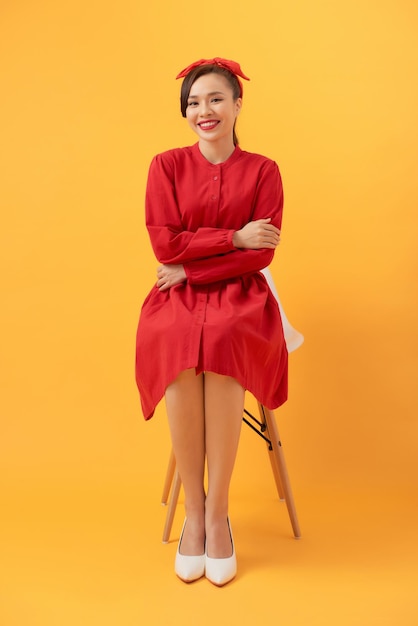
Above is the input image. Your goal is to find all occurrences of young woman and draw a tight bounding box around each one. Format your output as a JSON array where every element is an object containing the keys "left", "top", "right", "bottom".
[{"left": 135, "top": 57, "right": 288, "bottom": 586}]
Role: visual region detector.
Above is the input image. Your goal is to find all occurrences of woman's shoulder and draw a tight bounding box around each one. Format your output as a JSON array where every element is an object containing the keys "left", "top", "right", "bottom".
[
  {"left": 151, "top": 145, "right": 195, "bottom": 165},
  {"left": 147, "top": 146, "right": 196, "bottom": 179},
  {"left": 238, "top": 147, "right": 278, "bottom": 168},
  {"left": 235, "top": 148, "right": 281, "bottom": 178}
]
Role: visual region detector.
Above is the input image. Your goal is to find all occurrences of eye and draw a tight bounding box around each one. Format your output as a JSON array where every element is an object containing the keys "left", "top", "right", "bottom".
[
  {"left": 187, "top": 101, "right": 198, "bottom": 107},
  {"left": 211, "top": 98, "right": 223, "bottom": 103}
]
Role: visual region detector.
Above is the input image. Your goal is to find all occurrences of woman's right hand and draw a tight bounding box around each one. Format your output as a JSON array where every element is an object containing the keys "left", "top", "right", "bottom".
[{"left": 232, "top": 218, "right": 281, "bottom": 249}]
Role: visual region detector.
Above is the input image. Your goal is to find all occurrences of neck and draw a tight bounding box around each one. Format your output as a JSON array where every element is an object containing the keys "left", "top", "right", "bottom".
[{"left": 198, "top": 137, "right": 236, "bottom": 164}]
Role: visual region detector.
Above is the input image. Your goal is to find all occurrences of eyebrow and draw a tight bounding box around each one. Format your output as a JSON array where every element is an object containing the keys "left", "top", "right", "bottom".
[{"left": 187, "top": 91, "right": 226, "bottom": 99}]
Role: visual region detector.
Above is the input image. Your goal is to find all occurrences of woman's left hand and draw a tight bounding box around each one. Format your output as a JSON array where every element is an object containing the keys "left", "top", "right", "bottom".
[{"left": 156, "top": 264, "right": 187, "bottom": 292}]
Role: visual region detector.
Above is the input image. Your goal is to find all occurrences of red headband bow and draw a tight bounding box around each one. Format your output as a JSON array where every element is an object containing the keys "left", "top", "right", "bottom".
[{"left": 176, "top": 57, "right": 250, "bottom": 97}]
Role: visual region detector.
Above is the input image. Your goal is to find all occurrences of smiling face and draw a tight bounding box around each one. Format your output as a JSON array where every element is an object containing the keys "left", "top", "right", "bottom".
[{"left": 185, "top": 73, "right": 242, "bottom": 148}]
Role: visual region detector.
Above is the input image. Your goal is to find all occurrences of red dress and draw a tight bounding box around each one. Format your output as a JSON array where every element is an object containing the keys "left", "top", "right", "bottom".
[{"left": 135, "top": 143, "right": 288, "bottom": 420}]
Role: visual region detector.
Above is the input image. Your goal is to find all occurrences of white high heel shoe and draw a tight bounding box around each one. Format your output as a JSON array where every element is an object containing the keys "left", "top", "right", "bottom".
[
  {"left": 175, "top": 519, "right": 205, "bottom": 583},
  {"left": 205, "top": 518, "right": 237, "bottom": 586}
]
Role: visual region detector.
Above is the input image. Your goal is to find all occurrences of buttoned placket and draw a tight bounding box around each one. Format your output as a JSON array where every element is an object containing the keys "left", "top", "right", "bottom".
[
  {"left": 191, "top": 166, "right": 223, "bottom": 342},
  {"left": 208, "top": 167, "right": 222, "bottom": 226}
]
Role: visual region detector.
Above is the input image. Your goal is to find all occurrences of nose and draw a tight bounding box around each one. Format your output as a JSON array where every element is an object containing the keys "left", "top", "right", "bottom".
[{"left": 199, "top": 100, "right": 213, "bottom": 117}]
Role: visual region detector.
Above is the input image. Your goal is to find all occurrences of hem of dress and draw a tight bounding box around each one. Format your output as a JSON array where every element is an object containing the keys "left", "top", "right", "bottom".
[{"left": 141, "top": 361, "right": 287, "bottom": 421}]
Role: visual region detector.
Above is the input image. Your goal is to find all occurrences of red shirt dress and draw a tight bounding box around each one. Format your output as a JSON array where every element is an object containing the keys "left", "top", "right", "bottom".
[{"left": 135, "top": 143, "right": 288, "bottom": 420}]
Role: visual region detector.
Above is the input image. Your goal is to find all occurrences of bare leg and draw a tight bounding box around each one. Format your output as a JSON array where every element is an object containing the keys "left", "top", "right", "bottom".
[
  {"left": 165, "top": 369, "right": 205, "bottom": 556},
  {"left": 204, "top": 373, "right": 245, "bottom": 558}
]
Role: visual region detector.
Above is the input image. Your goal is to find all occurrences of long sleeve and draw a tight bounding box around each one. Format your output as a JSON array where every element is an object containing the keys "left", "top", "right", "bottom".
[
  {"left": 145, "top": 153, "right": 236, "bottom": 264},
  {"left": 183, "top": 248, "right": 274, "bottom": 284}
]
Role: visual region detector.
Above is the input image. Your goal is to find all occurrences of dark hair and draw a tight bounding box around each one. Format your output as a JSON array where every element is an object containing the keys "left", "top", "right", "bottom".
[{"left": 180, "top": 65, "right": 241, "bottom": 145}]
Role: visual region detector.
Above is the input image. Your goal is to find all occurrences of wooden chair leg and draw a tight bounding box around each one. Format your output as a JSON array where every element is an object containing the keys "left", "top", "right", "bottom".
[
  {"left": 161, "top": 448, "right": 176, "bottom": 505},
  {"left": 259, "top": 403, "right": 301, "bottom": 539},
  {"left": 162, "top": 469, "right": 182, "bottom": 543},
  {"left": 257, "top": 403, "right": 285, "bottom": 501}
]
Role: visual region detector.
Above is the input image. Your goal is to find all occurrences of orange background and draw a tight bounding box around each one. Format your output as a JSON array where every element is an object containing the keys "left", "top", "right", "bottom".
[{"left": 1, "top": 1, "right": 417, "bottom": 624}]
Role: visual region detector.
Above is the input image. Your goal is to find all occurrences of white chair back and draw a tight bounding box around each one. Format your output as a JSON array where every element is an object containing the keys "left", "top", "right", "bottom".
[{"left": 261, "top": 267, "right": 304, "bottom": 354}]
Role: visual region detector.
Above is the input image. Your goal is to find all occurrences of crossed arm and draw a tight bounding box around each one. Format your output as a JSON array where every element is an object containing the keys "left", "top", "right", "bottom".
[{"left": 156, "top": 218, "right": 281, "bottom": 291}]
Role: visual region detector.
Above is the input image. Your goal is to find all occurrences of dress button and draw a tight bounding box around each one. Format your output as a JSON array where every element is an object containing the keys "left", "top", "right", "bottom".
[
  {"left": 213, "top": 176, "right": 218, "bottom": 181},
  {"left": 211, "top": 195, "right": 217, "bottom": 200}
]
